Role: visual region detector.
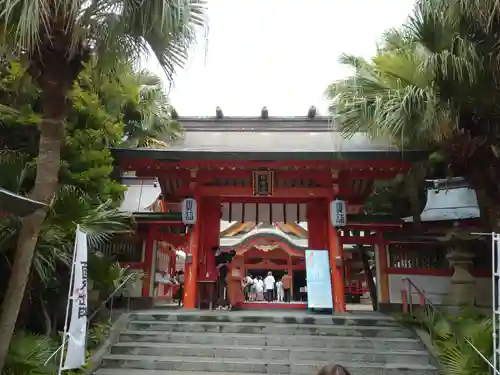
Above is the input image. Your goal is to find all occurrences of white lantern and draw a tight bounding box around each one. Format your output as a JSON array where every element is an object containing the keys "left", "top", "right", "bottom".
[
  {"left": 181, "top": 198, "right": 197, "bottom": 225},
  {"left": 330, "top": 199, "right": 347, "bottom": 227}
]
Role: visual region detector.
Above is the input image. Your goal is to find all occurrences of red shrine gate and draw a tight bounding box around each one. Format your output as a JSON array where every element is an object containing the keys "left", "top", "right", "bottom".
[{"left": 112, "top": 116, "right": 423, "bottom": 312}]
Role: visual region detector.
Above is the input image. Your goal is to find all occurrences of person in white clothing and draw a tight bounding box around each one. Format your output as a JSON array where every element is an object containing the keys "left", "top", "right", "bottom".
[
  {"left": 276, "top": 279, "right": 284, "bottom": 302},
  {"left": 263, "top": 271, "right": 275, "bottom": 302},
  {"left": 255, "top": 276, "right": 264, "bottom": 301},
  {"left": 154, "top": 271, "right": 172, "bottom": 297},
  {"left": 244, "top": 274, "right": 254, "bottom": 301}
]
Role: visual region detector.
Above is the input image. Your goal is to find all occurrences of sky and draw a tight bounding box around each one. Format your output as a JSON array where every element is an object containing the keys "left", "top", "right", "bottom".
[{"left": 144, "top": 0, "right": 416, "bottom": 117}]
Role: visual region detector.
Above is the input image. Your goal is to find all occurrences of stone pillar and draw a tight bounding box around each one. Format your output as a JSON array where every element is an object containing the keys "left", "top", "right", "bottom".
[{"left": 446, "top": 243, "right": 475, "bottom": 306}]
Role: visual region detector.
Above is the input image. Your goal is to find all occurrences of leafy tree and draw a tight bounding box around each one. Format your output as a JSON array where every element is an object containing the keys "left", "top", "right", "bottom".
[
  {"left": 0, "top": 59, "right": 181, "bottom": 204},
  {"left": 327, "top": 0, "right": 500, "bottom": 229},
  {"left": 120, "top": 68, "right": 183, "bottom": 148},
  {"left": 0, "top": 150, "right": 133, "bottom": 337},
  {"left": 0, "top": 0, "right": 205, "bottom": 364}
]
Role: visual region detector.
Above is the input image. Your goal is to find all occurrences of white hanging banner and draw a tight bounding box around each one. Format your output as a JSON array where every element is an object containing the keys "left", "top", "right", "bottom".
[
  {"left": 62, "top": 227, "right": 88, "bottom": 370},
  {"left": 181, "top": 198, "right": 197, "bottom": 225},
  {"left": 330, "top": 199, "right": 347, "bottom": 227}
]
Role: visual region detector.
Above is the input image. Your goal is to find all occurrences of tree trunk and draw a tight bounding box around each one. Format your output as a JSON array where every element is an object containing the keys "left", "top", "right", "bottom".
[
  {"left": 0, "top": 73, "right": 67, "bottom": 371},
  {"left": 406, "top": 168, "right": 422, "bottom": 227},
  {"left": 475, "top": 187, "right": 500, "bottom": 232}
]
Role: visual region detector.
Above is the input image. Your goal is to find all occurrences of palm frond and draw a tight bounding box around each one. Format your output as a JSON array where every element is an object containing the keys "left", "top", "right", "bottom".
[
  {"left": 85, "top": 0, "right": 207, "bottom": 79},
  {"left": 4, "top": 331, "right": 58, "bottom": 375},
  {"left": 121, "top": 67, "right": 183, "bottom": 148},
  {"left": 0, "top": 0, "right": 207, "bottom": 81},
  {"left": 32, "top": 225, "right": 71, "bottom": 284},
  {"left": 0, "top": 150, "right": 30, "bottom": 193},
  {"left": 79, "top": 198, "right": 133, "bottom": 249},
  {"left": 328, "top": 45, "right": 455, "bottom": 149}
]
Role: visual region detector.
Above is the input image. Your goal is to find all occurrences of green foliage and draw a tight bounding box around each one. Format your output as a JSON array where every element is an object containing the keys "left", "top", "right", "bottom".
[
  {"left": 0, "top": 149, "right": 133, "bottom": 342},
  {"left": 87, "top": 322, "right": 112, "bottom": 352},
  {"left": 3, "top": 331, "right": 58, "bottom": 375},
  {"left": 326, "top": 0, "right": 500, "bottom": 226},
  {"left": 88, "top": 251, "right": 140, "bottom": 303},
  {"left": 2, "top": 322, "right": 113, "bottom": 375},
  {"left": 410, "top": 306, "right": 493, "bottom": 375},
  {"left": 120, "top": 69, "right": 183, "bottom": 148},
  {"left": 0, "top": 151, "right": 133, "bottom": 285},
  {"left": 0, "top": 59, "right": 182, "bottom": 204},
  {"left": 0, "top": 0, "right": 207, "bottom": 80},
  {"left": 327, "top": 50, "right": 455, "bottom": 149}
]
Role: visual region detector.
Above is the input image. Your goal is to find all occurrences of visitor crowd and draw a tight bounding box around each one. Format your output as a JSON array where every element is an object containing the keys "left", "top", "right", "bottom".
[
  {"left": 156, "top": 247, "right": 300, "bottom": 310},
  {"left": 243, "top": 271, "right": 293, "bottom": 302}
]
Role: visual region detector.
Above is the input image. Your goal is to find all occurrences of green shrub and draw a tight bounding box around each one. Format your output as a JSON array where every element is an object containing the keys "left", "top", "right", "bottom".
[{"left": 411, "top": 306, "right": 493, "bottom": 375}]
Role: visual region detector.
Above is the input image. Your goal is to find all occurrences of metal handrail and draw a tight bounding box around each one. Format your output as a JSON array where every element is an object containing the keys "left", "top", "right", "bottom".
[
  {"left": 402, "top": 277, "right": 498, "bottom": 375},
  {"left": 88, "top": 271, "right": 135, "bottom": 321},
  {"left": 44, "top": 272, "right": 135, "bottom": 366}
]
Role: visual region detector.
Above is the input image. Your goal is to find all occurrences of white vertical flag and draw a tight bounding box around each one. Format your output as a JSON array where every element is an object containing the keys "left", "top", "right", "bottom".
[{"left": 62, "top": 227, "right": 88, "bottom": 370}]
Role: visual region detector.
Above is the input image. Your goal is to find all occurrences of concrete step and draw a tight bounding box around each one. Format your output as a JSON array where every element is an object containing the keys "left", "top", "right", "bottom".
[
  {"left": 129, "top": 312, "right": 400, "bottom": 327},
  {"left": 127, "top": 321, "right": 412, "bottom": 338},
  {"left": 99, "top": 355, "right": 439, "bottom": 375},
  {"left": 110, "top": 342, "right": 433, "bottom": 365},
  {"left": 120, "top": 330, "right": 425, "bottom": 350}
]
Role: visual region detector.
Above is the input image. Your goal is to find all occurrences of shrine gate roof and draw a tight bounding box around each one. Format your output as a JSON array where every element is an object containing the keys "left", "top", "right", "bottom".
[
  {"left": 112, "top": 116, "right": 427, "bottom": 162},
  {"left": 219, "top": 227, "right": 308, "bottom": 249}
]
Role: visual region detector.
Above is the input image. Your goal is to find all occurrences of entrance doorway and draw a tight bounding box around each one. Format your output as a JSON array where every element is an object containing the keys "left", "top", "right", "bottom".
[
  {"left": 292, "top": 270, "right": 306, "bottom": 301},
  {"left": 244, "top": 268, "right": 307, "bottom": 309}
]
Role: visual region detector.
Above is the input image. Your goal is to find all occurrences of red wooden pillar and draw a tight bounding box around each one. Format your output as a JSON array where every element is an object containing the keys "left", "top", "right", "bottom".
[
  {"left": 307, "top": 200, "right": 330, "bottom": 303},
  {"left": 183, "top": 196, "right": 202, "bottom": 309},
  {"left": 307, "top": 200, "right": 328, "bottom": 250},
  {"left": 142, "top": 227, "right": 155, "bottom": 297},
  {"left": 328, "top": 204, "right": 346, "bottom": 312},
  {"left": 307, "top": 199, "right": 346, "bottom": 312},
  {"left": 199, "top": 199, "right": 221, "bottom": 281}
]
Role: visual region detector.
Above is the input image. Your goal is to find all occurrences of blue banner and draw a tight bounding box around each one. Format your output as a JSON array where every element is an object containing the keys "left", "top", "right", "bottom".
[{"left": 305, "top": 250, "right": 333, "bottom": 309}]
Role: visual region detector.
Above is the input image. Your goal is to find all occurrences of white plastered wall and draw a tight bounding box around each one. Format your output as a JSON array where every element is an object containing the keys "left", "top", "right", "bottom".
[{"left": 388, "top": 273, "right": 492, "bottom": 307}]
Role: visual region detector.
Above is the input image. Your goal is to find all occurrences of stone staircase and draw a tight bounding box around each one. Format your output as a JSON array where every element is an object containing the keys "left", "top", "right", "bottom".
[{"left": 93, "top": 310, "right": 439, "bottom": 375}]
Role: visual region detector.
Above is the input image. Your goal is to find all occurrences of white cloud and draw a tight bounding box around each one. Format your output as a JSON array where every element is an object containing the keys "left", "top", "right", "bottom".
[{"left": 144, "top": 0, "right": 416, "bottom": 116}]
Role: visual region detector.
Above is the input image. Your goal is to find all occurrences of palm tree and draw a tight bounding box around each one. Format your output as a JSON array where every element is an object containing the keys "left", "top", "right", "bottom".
[
  {"left": 326, "top": 49, "right": 455, "bottom": 149},
  {"left": 0, "top": 1, "right": 206, "bottom": 367},
  {"left": 0, "top": 150, "right": 132, "bottom": 335},
  {"left": 327, "top": 0, "right": 500, "bottom": 228},
  {"left": 121, "top": 69, "right": 183, "bottom": 148}
]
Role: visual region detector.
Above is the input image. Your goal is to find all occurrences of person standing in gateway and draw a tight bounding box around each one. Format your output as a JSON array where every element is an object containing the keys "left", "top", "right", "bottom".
[
  {"left": 263, "top": 271, "right": 275, "bottom": 302},
  {"left": 281, "top": 271, "right": 292, "bottom": 302}
]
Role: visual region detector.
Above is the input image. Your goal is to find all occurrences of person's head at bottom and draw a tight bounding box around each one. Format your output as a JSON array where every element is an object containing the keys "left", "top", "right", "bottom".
[{"left": 317, "top": 364, "right": 351, "bottom": 375}]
